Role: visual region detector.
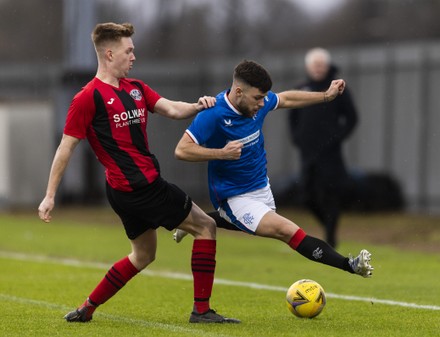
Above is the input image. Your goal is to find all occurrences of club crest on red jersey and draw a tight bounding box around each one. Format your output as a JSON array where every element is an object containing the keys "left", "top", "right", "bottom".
[{"left": 130, "top": 89, "right": 143, "bottom": 101}]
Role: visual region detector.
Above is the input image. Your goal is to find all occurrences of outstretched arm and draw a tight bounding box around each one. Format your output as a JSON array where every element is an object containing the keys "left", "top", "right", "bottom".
[
  {"left": 153, "top": 96, "right": 216, "bottom": 120},
  {"left": 38, "top": 134, "right": 81, "bottom": 222},
  {"left": 277, "top": 79, "right": 345, "bottom": 109},
  {"left": 175, "top": 133, "right": 243, "bottom": 162}
]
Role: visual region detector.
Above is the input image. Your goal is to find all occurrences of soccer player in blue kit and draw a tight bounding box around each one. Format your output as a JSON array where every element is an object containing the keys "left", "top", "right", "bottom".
[{"left": 174, "top": 60, "right": 373, "bottom": 278}]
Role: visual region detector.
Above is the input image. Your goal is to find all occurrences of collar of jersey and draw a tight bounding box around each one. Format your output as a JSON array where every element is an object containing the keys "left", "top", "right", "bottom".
[{"left": 224, "top": 91, "right": 243, "bottom": 116}]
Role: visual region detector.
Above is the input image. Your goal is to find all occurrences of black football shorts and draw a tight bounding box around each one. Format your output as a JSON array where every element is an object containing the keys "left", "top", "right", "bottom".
[{"left": 106, "top": 177, "right": 192, "bottom": 240}]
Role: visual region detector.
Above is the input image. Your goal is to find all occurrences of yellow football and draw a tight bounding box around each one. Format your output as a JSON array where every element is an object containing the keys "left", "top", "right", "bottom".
[{"left": 286, "top": 279, "right": 326, "bottom": 318}]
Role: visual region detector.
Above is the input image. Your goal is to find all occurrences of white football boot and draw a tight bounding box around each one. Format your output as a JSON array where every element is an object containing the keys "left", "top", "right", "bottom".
[{"left": 348, "top": 249, "right": 373, "bottom": 278}]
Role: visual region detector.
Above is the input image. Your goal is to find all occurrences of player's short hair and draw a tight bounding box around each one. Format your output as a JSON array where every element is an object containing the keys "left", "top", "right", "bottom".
[
  {"left": 233, "top": 60, "right": 273, "bottom": 93},
  {"left": 91, "top": 22, "right": 135, "bottom": 48}
]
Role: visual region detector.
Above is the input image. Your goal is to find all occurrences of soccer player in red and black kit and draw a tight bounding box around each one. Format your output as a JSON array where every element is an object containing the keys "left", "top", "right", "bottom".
[{"left": 38, "top": 22, "right": 240, "bottom": 324}]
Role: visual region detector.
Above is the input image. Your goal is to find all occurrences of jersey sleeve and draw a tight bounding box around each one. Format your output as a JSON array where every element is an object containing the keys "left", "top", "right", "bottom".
[
  {"left": 63, "top": 89, "right": 96, "bottom": 139},
  {"left": 142, "top": 83, "right": 162, "bottom": 112},
  {"left": 186, "top": 108, "right": 218, "bottom": 145},
  {"left": 266, "top": 91, "right": 279, "bottom": 111}
]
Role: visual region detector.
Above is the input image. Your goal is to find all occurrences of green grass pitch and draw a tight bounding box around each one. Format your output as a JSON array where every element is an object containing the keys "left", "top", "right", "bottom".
[{"left": 0, "top": 208, "right": 439, "bottom": 337}]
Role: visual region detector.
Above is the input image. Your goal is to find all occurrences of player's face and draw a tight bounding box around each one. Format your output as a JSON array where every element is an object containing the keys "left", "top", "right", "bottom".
[
  {"left": 110, "top": 37, "right": 136, "bottom": 78},
  {"left": 236, "top": 86, "right": 267, "bottom": 118}
]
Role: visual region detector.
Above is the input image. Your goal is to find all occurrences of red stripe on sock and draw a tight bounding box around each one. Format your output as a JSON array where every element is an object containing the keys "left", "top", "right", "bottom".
[
  {"left": 89, "top": 256, "right": 139, "bottom": 305},
  {"left": 192, "top": 239, "right": 216, "bottom": 313},
  {"left": 288, "top": 228, "right": 307, "bottom": 250}
]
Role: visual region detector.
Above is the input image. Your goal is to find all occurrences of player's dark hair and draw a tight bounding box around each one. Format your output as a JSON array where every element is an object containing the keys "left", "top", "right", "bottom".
[
  {"left": 92, "top": 22, "right": 135, "bottom": 47},
  {"left": 233, "top": 60, "right": 273, "bottom": 93}
]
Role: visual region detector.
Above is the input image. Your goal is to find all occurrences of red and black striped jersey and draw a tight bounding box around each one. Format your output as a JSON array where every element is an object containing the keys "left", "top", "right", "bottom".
[{"left": 64, "top": 77, "right": 162, "bottom": 192}]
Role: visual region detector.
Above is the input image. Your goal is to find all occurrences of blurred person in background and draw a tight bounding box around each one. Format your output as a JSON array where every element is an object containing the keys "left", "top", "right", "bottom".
[
  {"left": 288, "top": 48, "right": 358, "bottom": 248},
  {"left": 38, "top": 22, "right": 240, "bottom": 324}
]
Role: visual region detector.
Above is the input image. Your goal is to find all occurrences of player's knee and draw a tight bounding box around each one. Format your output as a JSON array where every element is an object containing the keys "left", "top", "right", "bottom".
[
  {"left": 182, "top": 210, "right": 217, "bottom": 239},
  {"left": 202, "top": 215, "right": 216, "bottom": 236},
  {"left": 131, "top": 251, "right": 156, "bottom": 270},
  {"left": 194, "top": 215, "right": 216, "bottom": 239},
  {"left": 272, "top": 224, "right": 298, "bottom": 242}
]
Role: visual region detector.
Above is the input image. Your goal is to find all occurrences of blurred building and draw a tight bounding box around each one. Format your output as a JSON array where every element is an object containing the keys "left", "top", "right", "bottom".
[{"left": 1, "top": 0, "right": 440, "bottom": 213}]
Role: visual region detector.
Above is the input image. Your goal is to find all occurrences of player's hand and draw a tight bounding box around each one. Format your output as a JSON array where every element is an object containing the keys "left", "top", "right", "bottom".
[
  {"left": 196, "top": 96, "right": 216, "bottom": 111},
  {"left": 222, "top": 140, "right": 243, "bottom": 160},
  {"left": 325, "top": 79, "right": 345, "bottom": 101},
  {"left": 38, "top": 196, "right": 55, "bottom": 223}
]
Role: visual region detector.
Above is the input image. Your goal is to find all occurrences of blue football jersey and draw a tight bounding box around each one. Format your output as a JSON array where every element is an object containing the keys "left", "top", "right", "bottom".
[{"left": 186, "top": 90, "right": 279, "bottom": 209}]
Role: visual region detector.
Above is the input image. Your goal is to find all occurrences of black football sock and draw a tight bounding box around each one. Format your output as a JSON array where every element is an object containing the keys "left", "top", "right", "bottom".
[
  {"left": 295, "top": 235, "right": 353, "bottom": 273},
  {"left": 207, "top": 211, "right": 241, "bottom": 231}
]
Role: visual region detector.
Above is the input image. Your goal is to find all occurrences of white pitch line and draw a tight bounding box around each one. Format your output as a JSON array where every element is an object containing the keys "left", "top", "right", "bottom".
[
  {"left": 0, "top": 294, "right": 231, "bottom": 337},
  {"left": 1, "top": 251, "right": 439, "bottom": 311},
  {"left": 210, "top": 279, "right": 440, "bottom": 311}
]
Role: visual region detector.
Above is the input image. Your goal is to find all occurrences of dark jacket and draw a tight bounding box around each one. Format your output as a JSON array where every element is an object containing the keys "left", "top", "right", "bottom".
[{"left": 288, "top": 65, "right": 358, "bottom": 163}]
